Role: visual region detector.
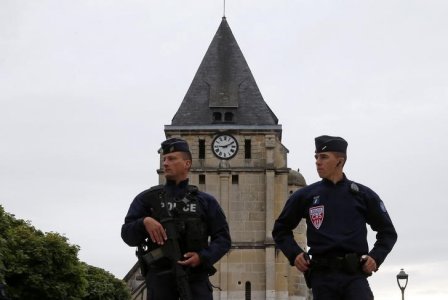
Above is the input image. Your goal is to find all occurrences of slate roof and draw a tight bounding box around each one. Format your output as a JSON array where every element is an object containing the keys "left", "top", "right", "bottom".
[{"left": 170, "top": 17, "right": 279, "bottom": 126}]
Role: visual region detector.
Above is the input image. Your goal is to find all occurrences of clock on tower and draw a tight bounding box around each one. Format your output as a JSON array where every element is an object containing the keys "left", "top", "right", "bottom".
[{"left": 212, "top": 134, "right": 238, "bottom": 159}]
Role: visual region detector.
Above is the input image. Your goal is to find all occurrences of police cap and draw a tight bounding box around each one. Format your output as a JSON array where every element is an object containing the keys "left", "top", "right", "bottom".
[
  {"left": 160, "top": 138, "right": 191, "bottom": 155},
  {"left": 315, "top": 135, "right": 348, "bottom": 154}
]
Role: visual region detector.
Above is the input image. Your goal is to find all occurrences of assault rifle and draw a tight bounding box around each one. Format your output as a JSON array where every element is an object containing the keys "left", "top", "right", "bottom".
[{"left": 140, "top": 216, "right": 192, "bottom": 300}]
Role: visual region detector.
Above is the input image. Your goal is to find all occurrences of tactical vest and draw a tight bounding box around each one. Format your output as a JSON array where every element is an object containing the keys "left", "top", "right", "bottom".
[{"left": 142, "top": 184, "right": 208, "bottom": 254}]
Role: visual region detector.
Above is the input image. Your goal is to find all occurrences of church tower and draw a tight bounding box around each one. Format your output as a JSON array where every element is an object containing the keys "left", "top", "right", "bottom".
[
  {"left": 124, "top": 17, "right": 309, "bottom": 300},
  {"left": 161, "top": 17, "right": 308, "bottom": 300}
]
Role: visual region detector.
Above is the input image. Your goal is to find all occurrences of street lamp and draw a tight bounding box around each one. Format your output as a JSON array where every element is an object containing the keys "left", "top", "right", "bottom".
[{"left": 396, "top": 268, "right": 409, "bottom": 300}]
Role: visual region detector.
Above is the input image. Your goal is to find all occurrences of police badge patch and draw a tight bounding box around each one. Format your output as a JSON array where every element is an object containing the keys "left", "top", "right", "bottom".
[{"left": 309, "top": 205, "right": 324, "bottom": 229}]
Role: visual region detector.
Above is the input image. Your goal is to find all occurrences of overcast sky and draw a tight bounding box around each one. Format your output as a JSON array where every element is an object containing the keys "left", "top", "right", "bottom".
[{"left": 1, "top": 1, "right": 447, "bottom": 299}]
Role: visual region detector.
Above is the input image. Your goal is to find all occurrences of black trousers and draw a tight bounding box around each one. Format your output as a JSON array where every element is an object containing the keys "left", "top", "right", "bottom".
[
  {"left": 310, "top": 270, "right": 374, "bottom": 300},
  {"left": 146, "top": 270, "right": 213, "bottom": 300}
]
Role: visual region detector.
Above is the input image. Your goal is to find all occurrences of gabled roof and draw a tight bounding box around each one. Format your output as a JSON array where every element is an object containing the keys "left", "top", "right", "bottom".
[{"left": 170, "top": 17, "right": 279, "bottom": 126}]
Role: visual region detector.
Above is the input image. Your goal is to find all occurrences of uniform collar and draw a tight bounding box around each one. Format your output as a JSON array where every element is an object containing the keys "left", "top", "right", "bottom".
[
  {"left": 322, "top": 173, "right": 348, "bottom": 186},
  {"left": 165, "top": 178, "right": 189, "bottom": 195}
]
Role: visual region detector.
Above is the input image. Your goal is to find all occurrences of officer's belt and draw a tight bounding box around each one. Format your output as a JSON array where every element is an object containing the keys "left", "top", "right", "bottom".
[{"left": 311, "top": 253, "right": 362, "bottom": 274}]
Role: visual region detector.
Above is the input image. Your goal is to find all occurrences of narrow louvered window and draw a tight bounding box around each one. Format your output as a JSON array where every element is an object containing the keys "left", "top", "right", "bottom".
[
  {"left": 245, "top": 139, "right": 251, "bottom": 159},
  {"left": 199, "top": 139, "right": 205, "bottom": 159}
]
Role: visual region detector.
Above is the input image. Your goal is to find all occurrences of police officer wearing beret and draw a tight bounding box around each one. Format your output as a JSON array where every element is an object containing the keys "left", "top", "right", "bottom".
[
  {"left": 122, "top": 138, "right": 231, "bottom": 300},
  {"left": 272, "top": 135, "right": 397, "bottom": 300}
]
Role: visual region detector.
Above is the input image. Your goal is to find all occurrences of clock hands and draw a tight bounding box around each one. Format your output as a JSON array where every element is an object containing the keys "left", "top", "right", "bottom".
[{"left": 217, "top": 141, "right": 236, "bottom": 148}]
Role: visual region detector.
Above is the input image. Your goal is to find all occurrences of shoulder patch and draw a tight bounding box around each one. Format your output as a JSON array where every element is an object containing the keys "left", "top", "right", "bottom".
[
  {"left": 350, "top": 182, "right": 360, "bottom": 193},
  {"left": 309, "top": 205, "right": 324, "bottom": 229}
]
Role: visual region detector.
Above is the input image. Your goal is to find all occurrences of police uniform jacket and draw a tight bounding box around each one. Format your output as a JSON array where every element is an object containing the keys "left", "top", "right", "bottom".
[
  {"left": 272, "top": 174, "right": 397, "bottom": 268},
  {"left": 121, "top": 179, "right": 231, "bottom": 272}
]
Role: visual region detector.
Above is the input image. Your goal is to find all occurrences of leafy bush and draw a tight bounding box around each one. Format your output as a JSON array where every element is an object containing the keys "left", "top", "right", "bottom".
[{"left": 0, "top": 205, "right": 130, "bottom": 300}]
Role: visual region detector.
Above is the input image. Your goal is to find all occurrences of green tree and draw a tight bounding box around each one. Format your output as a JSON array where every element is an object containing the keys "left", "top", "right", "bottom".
[
  {"left": 0, "top": 205, "right": 130, "bottom": 300},
  {"left": 0, "top": 206, "right": 87, "bottom": 299},
  {"left": 82, "top": 264, "right": 131, "bottom": 300}
]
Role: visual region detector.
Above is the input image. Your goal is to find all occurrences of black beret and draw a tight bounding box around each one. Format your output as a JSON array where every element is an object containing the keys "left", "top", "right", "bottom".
[
  {"left": 160, "top": 138, "right": 191, "bottom": 155},
  {"left": 315, "top": 135, "right": 348, "bottom": 154}
]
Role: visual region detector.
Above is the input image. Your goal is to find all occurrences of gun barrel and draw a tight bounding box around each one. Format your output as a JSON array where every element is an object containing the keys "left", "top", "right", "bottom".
[{"left": 161, "top": 217, "right": 193, "bottom": 299}]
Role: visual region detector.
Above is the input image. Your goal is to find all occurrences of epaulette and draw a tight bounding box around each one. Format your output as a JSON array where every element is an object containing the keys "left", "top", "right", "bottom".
[
  {"left": 136, "top": 185, "right": 164, "bottom": 200},
  {"left": 148, "top": 184, "right": 164, "bottom": 192}
]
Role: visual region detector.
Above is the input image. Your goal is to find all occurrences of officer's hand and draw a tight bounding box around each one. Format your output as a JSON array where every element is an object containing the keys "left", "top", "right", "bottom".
[
  {"left": 178, "top": 252, "right": 201, "bottom": 268},
  {"left": 143, "top": 217, "right": 167, "bottom": 245},
  {"left": 294, "top": 252, "right": 310, "bottom": 273},
  {"left": 361, "top": 255, "right": 377, "bottom": 275}
]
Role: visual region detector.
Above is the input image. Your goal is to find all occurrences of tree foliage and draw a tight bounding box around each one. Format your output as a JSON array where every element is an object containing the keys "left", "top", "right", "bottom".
[
  {"left": 83, "top": 264, "right": 131, "bottom": 300},
  {"left": 0, "top": 205, "right": 130, "bottom": 300}
]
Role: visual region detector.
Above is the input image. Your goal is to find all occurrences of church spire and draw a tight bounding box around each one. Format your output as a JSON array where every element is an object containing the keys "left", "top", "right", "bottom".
[{"left": 170, "top": 17, "right": 279, "bottom": 127}]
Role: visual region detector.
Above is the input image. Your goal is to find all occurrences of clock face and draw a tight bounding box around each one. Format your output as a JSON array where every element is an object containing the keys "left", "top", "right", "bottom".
[{"left": 212, "top": 134, "right": 238, "bottom": 159}]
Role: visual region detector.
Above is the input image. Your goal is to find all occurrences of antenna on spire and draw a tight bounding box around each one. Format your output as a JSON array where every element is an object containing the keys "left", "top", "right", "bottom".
[{"left": 223, "top": 0, "right": 226, "bottom": 17}]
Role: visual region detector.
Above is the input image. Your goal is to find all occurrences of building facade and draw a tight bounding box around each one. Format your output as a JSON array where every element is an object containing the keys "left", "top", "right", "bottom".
[{"left": 124, "top": 17, "right": 309, "bottom": 300}]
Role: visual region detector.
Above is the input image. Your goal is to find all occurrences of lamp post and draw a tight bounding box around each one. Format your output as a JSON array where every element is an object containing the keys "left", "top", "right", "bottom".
[{"left": 396, "top": 268, "right": 409, "bottom": 300}]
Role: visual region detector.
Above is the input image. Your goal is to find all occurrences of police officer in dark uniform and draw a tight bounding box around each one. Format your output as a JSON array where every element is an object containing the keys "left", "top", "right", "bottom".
[
  {"left": 121, "top": 138, "right": 231, "bottom": 300},
  {"left": 272, "top": 135, "right": 397, "bottom": 300}
]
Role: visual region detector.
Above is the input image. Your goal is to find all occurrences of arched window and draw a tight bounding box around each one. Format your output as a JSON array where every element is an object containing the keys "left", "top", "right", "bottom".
[{"left": 245, "top": 281, "right": 251, "bottom": 300}]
